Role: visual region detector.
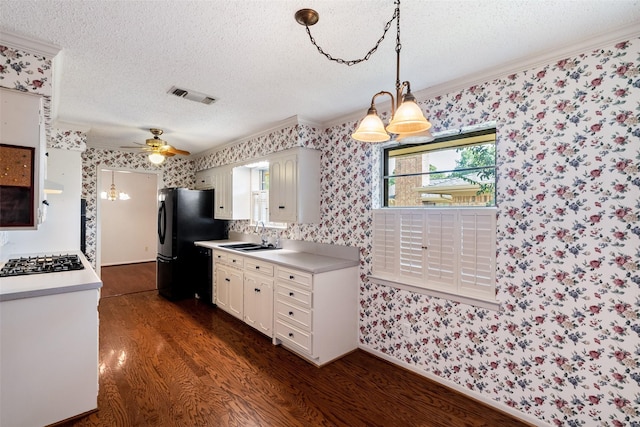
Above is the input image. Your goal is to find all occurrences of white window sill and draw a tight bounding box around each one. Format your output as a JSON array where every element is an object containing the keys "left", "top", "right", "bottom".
[{"left": 368, "top": 275, "right": 501, "bottom": 311}]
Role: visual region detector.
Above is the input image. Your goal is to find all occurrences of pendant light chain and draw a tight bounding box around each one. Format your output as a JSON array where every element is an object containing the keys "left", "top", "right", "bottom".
[{"left": 302, "top": 0, "right": 400, "bottom": 66}]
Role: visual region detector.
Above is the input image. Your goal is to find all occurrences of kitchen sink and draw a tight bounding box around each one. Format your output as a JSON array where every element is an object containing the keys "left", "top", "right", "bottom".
[{"left": 219, "top": 243, "right": 281, "bottom": 252}]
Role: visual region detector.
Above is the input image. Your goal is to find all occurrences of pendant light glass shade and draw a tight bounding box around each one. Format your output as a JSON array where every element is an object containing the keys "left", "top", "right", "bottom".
[
  {"left": 148, "top": 152, "right": 165, "bottom": 165},
  {"left": 352, "top": 107, "right": 391, "bottom": 142},
  {"left": 386, "top": 93, "right": 432, "bottom": 135}
]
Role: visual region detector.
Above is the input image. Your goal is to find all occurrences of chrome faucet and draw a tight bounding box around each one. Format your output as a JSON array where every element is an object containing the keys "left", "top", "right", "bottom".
[{"left": 255, "top": 221, "right": 267, "bottom": 246}]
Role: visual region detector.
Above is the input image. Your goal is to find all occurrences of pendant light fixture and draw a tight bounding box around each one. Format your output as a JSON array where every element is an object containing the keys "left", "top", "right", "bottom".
[
  {"left": 295, "top": 0, "right": 433, "bottom": 143},
  {"left": 101, "top": 170, "right": 131, "bottom": 201},
  {"left": 107, "top": 170, "right": 118, "bottom": 201}
]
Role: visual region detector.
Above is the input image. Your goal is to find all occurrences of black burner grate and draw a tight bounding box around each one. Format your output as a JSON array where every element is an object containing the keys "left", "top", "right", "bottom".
[{"left": 0, "top": 254, "right": 85, "bottom": 277}]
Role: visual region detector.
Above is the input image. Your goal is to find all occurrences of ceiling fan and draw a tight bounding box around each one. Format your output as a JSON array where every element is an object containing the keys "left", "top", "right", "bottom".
[{"left": 122, "top": 128, "right": 190, "bottom": 165}]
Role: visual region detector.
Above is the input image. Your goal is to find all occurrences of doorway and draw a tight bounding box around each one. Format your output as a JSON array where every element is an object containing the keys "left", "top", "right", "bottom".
[{"left": 97, "top": 169, "right": 160, "bottom": 297}]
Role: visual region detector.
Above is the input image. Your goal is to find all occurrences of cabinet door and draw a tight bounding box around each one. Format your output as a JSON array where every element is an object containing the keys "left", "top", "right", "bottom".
[
  {"left": 213, "top": 168, "right": 230, "bottom": 219},
  {"left": 243, "top": 274, "right": 259, "bottom": 329},
  {"left": 269, "top": 154, "right": 297, "bottom": 223},
  {"left": 195, "top": 169, "right": 214, "bottom": 189},
  {"left": 227, "top": 267, "right": 244, "bottom": 320},
  {"left": 0, "top": 88, "right": 44, "bottom": 230},
  {"left": 215, "top": 265, "right": 229, "bottom": 310},
  {"left": 255, "top": 278, "right": 273, "bottom": 336},
  {"left": 244, "top": 272, "right": 274, "bottom": 337}
]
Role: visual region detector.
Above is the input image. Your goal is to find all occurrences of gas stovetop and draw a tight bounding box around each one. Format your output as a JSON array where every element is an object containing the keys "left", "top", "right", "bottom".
[{"left": 0, "top": 254, "right": 85, "bottom": 277}]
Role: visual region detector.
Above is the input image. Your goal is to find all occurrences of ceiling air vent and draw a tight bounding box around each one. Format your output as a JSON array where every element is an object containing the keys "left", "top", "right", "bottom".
[{"left": 167, "top": 86, "right": 217, "bottom": 105}]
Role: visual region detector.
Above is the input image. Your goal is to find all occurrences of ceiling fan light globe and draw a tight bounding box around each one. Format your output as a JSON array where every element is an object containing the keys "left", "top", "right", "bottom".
[
  {"left": 386, "top": 99, "right": 432, "bottom": 135},
  {"left": 148, "top": 152, "right": 166, "bottom": 165},
  {"left": 352, "top": 112, "right": 390, "bottom": 142}
]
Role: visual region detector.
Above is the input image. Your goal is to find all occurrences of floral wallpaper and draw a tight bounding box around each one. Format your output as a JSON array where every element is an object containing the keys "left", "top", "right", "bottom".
[
  {"left": 356, "top": 39, "right": 639, "bottom": 426},
  {"left": 196, "top": 38, "right": 640, "bottom": 426}
]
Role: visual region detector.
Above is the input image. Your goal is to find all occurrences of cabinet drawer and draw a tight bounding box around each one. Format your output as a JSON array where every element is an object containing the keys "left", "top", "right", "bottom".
[
  {"left": 276, "top": 319, "right": 312, "bottom": 355},
  {"left": 276, "top": 282, "right": 311, "bottom": 309},
  {"left": 245, "top": 259, "right": 274, "bottom": 276},
  {"left": 277, "top": 267, "right": 311, "bottom": 288},
  {"left": 226, "top": 254, "right": 244, "bottom": 268},
  {"left": 276, "top": 300, "right": 311, "bottom": 331},
  {"left": 213, "top": 251, "right": 227, "bottom": 263}
]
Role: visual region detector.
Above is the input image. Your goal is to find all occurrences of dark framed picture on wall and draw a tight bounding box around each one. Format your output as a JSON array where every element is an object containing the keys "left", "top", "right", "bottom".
[{"left": 0, "top": 144, "right": 35, "bottom": 227}]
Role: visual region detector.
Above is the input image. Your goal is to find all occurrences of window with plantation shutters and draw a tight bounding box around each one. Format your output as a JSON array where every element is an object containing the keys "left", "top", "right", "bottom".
[{"left": 370, "top": 208, "right": 497, "bottom": 309}]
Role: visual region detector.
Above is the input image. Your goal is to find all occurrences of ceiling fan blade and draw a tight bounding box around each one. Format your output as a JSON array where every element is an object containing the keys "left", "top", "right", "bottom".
[{"left": 160, "top": 145, "right": 190, "bottom": 156}]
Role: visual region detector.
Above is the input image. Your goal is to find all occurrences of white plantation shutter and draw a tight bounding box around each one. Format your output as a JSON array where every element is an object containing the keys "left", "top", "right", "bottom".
[
  {"left": 398, "top": 210, "right": 425, "bottom": 281},
  {"left": 370, "top": 208, "right": 496, "bottom": 305},
  {"left": 372, "top": 210, "right": 397, "bottom": 276},
  {"left": 424, "top": 211, "right": 457, "bottom": 289},
  {"left": 459, "top": 210, "right": 496, "bottom": 299}
]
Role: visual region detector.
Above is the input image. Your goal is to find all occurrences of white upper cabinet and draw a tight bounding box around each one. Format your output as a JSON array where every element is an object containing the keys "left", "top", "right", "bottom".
[
  {"left": 210, "top": 165, "right": 250, "bottom": 220},
  {"left": 194, "top": 169, "right": 214, "bottom": 190},
  {"left": 0, "top": 87, "right": 45, "bottom": 230},
  {"left": 269, "top": 147, "right": 320, "bottom": 223}
]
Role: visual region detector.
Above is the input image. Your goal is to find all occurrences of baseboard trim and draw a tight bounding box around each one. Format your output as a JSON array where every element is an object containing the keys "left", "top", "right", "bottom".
[
  {"left": 101, "top": 259, "right": 156, "bottom": 267},
  {"left": 358, "top": 345, "right": 545, "bottom": 427}
]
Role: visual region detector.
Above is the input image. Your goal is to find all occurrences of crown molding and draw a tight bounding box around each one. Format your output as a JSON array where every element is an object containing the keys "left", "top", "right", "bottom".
[
  {"left": 323, "top": 24, "right": 640, "bottom": 130},
  {"left": 0, "top": 30, "right": 60, "bottom": 58},
  {"left": 194, "top": 115, "right": 303, "bottom": 159}
]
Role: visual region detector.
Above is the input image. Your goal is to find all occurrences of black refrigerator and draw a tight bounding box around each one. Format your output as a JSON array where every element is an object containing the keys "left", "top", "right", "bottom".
[{"left": 157, "top": 188, "right": 227, "bottom": 301}]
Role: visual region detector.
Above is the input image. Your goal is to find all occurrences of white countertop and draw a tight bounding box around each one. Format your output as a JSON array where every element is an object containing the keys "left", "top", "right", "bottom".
[
  {"left": 195, "top": 240, "right": 359, "bottom": 274},
  {"left": 0, "top": 251, "right": 102, "bottom": 302}
]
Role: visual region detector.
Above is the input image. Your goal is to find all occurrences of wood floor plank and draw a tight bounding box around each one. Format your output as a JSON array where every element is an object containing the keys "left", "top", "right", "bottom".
[{"left": 58, "top": 263, "right": 533, "bottom": 427}]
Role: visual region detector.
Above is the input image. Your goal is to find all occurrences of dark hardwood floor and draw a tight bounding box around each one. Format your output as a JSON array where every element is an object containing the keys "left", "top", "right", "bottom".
[
  {"left": 100, "top": 261, "right": 156, "bottom": 298},
  {"left": 58, "top": 283, "right": 533, "bottom": 427}
]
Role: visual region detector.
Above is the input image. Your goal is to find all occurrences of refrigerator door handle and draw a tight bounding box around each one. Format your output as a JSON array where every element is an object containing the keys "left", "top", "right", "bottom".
[{"left": 158, "top": 201, "right": 167, "bottom": 245}]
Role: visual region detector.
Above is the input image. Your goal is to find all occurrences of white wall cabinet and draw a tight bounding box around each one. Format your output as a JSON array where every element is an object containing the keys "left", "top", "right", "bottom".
[
  {"left": 210, "top": 166, "right": 250, "bottom": 220},
  {"left": 274, "top": 264, "right": 358, "bottom": 366},
  {"left": 0, "top": 87, "right": 45, "bottom": 230},
  {"left": 269, "top": 147, "right": 320, "bottom": 223},
  {"left": 194, "top": 169, "right": 215, "bottom": 190}
]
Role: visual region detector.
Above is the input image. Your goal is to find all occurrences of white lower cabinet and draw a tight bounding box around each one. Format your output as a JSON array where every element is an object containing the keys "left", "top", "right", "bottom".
[
  {"left": 274, "top": 265, "right": 358, "bottom": 366},
  {"left": 214, "top": 251, "right": 244, "bottom": 320},
  {"left": 213, "top": 248, "right": 357, "bottom": 365},
  {"left": 243, "top": 273, "right": 274, "bottom": 337}
]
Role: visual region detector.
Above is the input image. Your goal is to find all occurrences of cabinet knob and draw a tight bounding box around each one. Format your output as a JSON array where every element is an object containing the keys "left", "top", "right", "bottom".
[
  {"left": 219, "top": 206, "right": 224, "bottom": 209},
  {"left": 289, "top": 292, "right": 294, "bottom": 297},
  {"left": 288, "top": 311, "right": 294, "bottom": 316},
  {"left": 288, "top": 332, "right": 294, "bottom": 338},
  {"left": 225, "top": 278, "right": 230, "bottom": 282},
  {"left": 232, "top": 260, "right": 236, "bottom": 263},
  {"left": 289, "top": 275, "right": 294, "bottom": 280},
  {"left": 255, "top": 266, "right": 260, "bottom": 269},
  {"left": 255, "top": 288, "right": 260, "bottom": 293},
  {"left": 279, "top": 206, "right": 285, "bottom": 209}
]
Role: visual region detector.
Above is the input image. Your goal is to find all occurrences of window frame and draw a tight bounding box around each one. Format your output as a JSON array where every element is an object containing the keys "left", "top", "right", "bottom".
[{"left": 382, "top": 128, "right": 497, "bottom": 209}]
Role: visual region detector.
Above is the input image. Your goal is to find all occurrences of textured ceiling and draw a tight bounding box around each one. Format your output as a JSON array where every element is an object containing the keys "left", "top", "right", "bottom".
[{"left": 1, "top": 0, "right": 639, "bottom": 156}]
